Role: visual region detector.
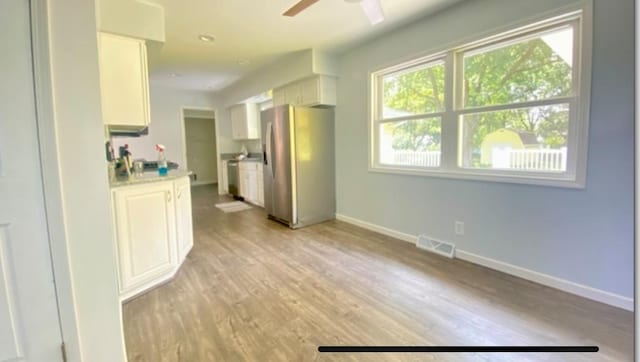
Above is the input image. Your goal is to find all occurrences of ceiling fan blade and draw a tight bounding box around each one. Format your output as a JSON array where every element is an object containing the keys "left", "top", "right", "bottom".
[
  {"left": 360, "top": 0, "right": 384, "bottom": 25},
  {"left": 283, "top": 0, "right": 320, "bottom": 17}
]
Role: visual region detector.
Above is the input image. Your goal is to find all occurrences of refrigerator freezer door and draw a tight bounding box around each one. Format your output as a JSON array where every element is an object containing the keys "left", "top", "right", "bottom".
[
  {"left": 292, "top": 107, "right": 335, "bottom": 227},
  {"left": 262, "top": 105, "right": 294, "bottom": 225}
]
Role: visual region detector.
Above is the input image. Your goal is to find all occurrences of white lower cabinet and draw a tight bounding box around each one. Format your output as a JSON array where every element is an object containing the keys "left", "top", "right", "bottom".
[
  {"left": 175, "top": 177, "right": 194, "bottom": 262},
  {"left": 239, "top": 162, "right": 250, "bottom": 199},
  {"left": 221, "top": 160, "right": 228, "bottom": 194},
  {"left": 257, "top": 166, "right": 264, "bottom": 207},
  {"left": 246, "top": 167, "right": 258, "bottom": 203},
  {"left": 111, "top": 176, "right": 193, "bottom": 301},
  {"left": 239, "top": 161, "right": 263, "bottom": 206}
]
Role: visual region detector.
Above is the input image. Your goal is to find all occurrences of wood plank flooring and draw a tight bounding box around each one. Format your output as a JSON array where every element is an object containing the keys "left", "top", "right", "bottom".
[{"left": 123, "top": 185, "right": 633, "bottom": 361}]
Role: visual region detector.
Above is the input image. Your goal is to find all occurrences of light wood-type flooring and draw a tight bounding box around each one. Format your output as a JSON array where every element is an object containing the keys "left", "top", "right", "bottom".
[{"left": 123, "top": 185, "right": 633, "bottom": 361}]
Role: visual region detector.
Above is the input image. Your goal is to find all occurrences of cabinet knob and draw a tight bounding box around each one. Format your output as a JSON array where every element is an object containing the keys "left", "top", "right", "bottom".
[
  {"left": 177, "top": 191, "right": 182, "bottom": 199},
  {"left": 167, "top": 191, "right": 172, "bottom": 203}
]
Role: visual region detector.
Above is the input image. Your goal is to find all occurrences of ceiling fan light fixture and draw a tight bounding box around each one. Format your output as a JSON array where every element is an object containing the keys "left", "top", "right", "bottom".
[
  {"left": 360, "top": 0, "right": 384, "bottom": 25},
  {"left": 284, "top": 0, "right": 384, "bottom": 26},
  {"left": 198, "top": 34, "right": 215, "bottom": 43},
  {"left": 283, "top": 0, "right": 320, "bottom": 17}
]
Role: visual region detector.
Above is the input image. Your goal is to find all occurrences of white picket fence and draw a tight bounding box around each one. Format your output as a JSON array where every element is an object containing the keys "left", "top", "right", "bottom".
[
  {"left": 494, "top": 147, "right": 567, "bottom": 171},
  {"left": 389, "top": 147, "right": 567, "bottom": 171},
  {"left": 391, "top": 150, "right": 441, "bottom": 167}
]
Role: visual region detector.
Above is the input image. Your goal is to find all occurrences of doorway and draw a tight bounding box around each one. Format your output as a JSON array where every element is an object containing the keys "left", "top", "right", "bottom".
[
  {"left": 183, "top": 109, "right": 217, "bottom": 186},
  {"left": 0, "top": 0, "right": 64, "bottom": 360}
]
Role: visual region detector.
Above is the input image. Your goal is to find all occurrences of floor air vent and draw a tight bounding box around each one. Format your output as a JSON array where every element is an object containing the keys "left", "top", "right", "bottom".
[{"left": 416, "top": 235, "right": 455, "bottom": 258}]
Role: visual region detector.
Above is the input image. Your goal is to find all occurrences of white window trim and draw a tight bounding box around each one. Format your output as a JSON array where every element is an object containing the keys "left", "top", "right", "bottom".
[
  {"left": 372, "top": 55, "right": 446, "bottom": 169},
  {"left": 368, "top": 3, "right": 592, "bottom": 189}
]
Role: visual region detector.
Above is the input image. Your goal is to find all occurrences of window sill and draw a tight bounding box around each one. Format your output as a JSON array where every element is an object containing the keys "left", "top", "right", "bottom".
[{"left": 368, "top": 165, "right": 584, "bottom": 189}]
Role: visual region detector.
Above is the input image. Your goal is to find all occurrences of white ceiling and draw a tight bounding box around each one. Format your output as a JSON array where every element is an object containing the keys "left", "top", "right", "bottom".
[{"left": 146, "top": 0, "right": 463, "bottom": 92}]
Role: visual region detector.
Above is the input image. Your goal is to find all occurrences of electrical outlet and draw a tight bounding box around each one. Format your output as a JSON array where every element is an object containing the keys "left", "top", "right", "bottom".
[{"left": 455, "top": 221, "right": 464, "bottom": 236}]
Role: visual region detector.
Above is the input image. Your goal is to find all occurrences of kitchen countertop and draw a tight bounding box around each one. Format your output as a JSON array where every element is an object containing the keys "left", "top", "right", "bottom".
[
  {"left": 229, "top": 158, "right": 262, "bottom": 163},
  {"left": 110, "top": 170, "right": 193, "bottom": 188},
  {"left": 221, "top": 152, "right": 263, "bottom": 162}
]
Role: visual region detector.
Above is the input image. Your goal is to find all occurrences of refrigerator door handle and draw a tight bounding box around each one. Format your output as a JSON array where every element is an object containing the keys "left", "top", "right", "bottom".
[{"left": 266, "top": 121, "right": 274, "bottom": 177}]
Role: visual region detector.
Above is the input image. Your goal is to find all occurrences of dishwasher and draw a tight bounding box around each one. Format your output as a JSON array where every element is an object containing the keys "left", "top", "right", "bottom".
[{"left": 227, "top": 160, "right": 240, "bottom": 198}]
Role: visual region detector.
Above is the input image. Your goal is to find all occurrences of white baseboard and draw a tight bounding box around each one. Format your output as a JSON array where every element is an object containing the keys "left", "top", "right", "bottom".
[
  {"left": 454, "top": 250, "right": 633, "bottom": 311},
  {"left": 192, "top": 180, "right": 217, "bottom": 186},
  {"left": 335, "top": 213, "right": 634, "bottom": 311},
  {"left": 336, "top": 214, "right": 415, "bottom": 243}
]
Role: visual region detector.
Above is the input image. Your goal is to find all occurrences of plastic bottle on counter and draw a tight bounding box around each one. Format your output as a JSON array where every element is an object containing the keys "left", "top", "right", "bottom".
[{"left": 156, "top": 144, "right": 168, "bottom": 176}]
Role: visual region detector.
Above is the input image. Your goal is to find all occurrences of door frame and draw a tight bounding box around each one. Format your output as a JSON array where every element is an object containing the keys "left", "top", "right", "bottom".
[
  {"left": 28, "top": 0, "right": 88, "bottom": 358},
  {"left": 179, "top": 106, "right": 220, "bottom": 187}
]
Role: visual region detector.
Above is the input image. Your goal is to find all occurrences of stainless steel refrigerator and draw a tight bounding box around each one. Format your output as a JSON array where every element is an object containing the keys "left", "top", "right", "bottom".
[{"left": 262, "top": 105, "right": 335, "bottom": 228}]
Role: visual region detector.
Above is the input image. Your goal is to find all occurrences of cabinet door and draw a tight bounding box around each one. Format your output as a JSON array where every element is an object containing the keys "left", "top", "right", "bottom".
[
  {"left": 99, "top": 32, "right": 150, "bottom": 126},
  {"left": 230, "top": 104, "right": 260, "bottom": 140},
  {"left": 257, "top": 167, "right": 264, "bottom": 206},
  {"left": 238, "top": 167, "right": 247, "bottom": 198},
  {"left": 175, "top": 177, "right": 193, "bottom": 262},
  {"left": 247, "top": 168, "right": 258, "bottom": 203},
  {"left": 245, "top": 104, "right": 260, "bottom": 139},
  {"left": 285, "top": 83, "right": 301, "bottom": 105},
  {"left": 113, "top": 182, "right": 177, "bottom": 293},
  {"left": 230, "top": 105, "right": 248, "bottom": 139},
  {"left": 221, "top": 160, "right": 229, "bottom": 194},
  {"left": 272, "top": 87, "right": 286, "bottom": 106},
  {"left": 299, "top": 76, "right": 320, "bottom": 106}
]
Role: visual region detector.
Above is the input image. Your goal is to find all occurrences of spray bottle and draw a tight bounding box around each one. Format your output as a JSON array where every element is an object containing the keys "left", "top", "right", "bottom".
[{"left": 156, "top": 144, "right": 168, "bottom": 176}]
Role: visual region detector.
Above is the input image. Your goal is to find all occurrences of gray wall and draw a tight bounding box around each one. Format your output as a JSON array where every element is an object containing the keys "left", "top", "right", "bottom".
[
  {"left": 185, "top": 117, "right": 218, "bottom": 184},
  {"left": 111, "top": 86, "right": 217, "bottom": 168},
  {"left": 335, "top": 0, "right": 633, "bottom": 298}
]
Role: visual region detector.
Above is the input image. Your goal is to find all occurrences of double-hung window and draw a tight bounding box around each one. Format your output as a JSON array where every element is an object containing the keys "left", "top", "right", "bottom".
[
  {"left": 370, "top": 9, "right": 591, "bottom": 187},
  {"left": 375, "top": 58, "right": 446, "bottom": 168}
]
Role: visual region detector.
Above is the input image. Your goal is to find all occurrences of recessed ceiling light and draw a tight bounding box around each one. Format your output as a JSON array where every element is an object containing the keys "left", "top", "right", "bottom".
[
  {"left": 169, "top": 73, "right": 181, "bottom": 78},
  {"left": 238, "top": 59, "right": 250, "bottom": 65},
  {"left": 198, "top": 34, "right": 215, "bottom": 43}
]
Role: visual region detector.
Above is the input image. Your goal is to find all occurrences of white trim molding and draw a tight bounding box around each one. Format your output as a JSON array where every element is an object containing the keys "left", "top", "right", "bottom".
[
  {"left": 368, "top": 3, "right": 592, "bottom": 189},
  {"left": 336, "top": 214, "right": 416, "bottom": 243},
  {"left": 454, "top": 250, "right": 633, "bottom": 311},
  {"left": 335, "top": 213, "right": 633, "bottom": 311},
  {"left": 191, "top": 180, "right": 217, "bottom": 187},
  {"left": 179, "top": 106, "right": 221, "bottom": 192}
]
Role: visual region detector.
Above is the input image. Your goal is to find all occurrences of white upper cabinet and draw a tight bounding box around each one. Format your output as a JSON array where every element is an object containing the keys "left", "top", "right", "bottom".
[
  {"left": 273, "top": 75, "right": 336, "bottom": 107},
  {"left": 98, "top": 32, "right": 150, "bottom": 127},
  {"left": 229, "top": 103, "right": 260, "bottom": 140},
  {"left": 272, "top": 88, "right": 286, "bottom": 107},
  {"left": 283, "top": 82, "right": 301, "bottom": 105}
]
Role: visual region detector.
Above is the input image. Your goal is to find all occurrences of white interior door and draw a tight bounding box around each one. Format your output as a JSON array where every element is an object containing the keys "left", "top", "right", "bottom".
[{"left": 0, "top": 0, "right": 63, "bottom": 361}]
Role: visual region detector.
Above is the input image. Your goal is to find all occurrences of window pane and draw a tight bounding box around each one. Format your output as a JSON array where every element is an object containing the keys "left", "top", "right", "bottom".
[
  {"left": 380, "top": 118, "right": 441, "bottom": 167},
  {"left": 459, "top": 104, "right": 569, "bottom": 172},
  {"left": 463, "top": 26, "right": 573, "bottom": 108},
  {"left": 382, "top": 62, "right": 445, "bottom": 118}
]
